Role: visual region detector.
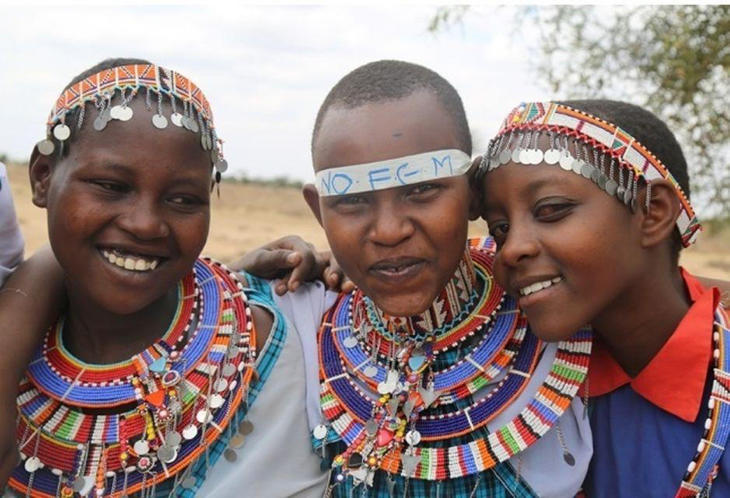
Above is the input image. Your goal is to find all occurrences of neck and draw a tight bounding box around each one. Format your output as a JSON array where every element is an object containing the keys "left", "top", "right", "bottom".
[
  {"left": 363, "top": 247, "right": 478, "bottom": 339},
  {"left": 593, "top": 265, "right": 690, "bottom": 377},
  {"left": 63, "top": 284, "right": 180, "bottom": 364}
]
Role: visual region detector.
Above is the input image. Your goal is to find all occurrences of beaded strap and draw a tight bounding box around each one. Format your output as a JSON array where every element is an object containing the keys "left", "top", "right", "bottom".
[{"left": 676, "top": 305, "right": 730, "bottom": 497}]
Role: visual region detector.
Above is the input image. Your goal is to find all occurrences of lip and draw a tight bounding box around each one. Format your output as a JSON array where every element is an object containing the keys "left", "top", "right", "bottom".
[
  {"left": 511, "top": 274, "right": 564, "bottom": 307},
  {"left": 368, "top": 257, "right": 427, "bottom": 284}
]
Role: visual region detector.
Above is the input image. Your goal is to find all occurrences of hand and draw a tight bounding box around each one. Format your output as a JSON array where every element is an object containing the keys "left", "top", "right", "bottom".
[{"left": 230, "top": 236, "right": 353, "bottom": 295}]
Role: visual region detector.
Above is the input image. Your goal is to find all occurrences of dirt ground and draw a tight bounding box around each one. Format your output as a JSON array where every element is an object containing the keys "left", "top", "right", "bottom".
[{"left": 6, "top": 162, "right": 730, "bottom": 280}]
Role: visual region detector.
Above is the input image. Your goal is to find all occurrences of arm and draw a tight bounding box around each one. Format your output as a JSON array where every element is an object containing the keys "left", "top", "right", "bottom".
[{"left": 0, "top": 246, "right": 65, "bottom": 484}]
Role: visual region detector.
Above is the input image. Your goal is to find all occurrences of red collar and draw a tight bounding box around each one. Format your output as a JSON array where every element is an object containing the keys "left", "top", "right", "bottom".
[{"left": 585, "top": 268, "right": 719, "bottom": 422}]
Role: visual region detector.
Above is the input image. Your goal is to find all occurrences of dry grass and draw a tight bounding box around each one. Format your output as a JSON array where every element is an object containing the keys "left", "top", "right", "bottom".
[{"left": 6, "top": 163, "right": 730, "bottom": 280}]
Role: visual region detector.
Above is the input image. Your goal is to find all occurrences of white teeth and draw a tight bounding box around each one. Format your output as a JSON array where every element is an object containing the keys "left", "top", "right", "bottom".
[
  {"left": 101, "top": 249, "right": 160, "bottom": 273},
  {"left": 519, "top": 276, "right": 563, "bottom": 297}
]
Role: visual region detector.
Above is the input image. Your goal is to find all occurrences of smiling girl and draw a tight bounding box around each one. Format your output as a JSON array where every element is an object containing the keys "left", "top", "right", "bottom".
[{"left": 481, "top": 100, "right": 729, "bottom": 496}]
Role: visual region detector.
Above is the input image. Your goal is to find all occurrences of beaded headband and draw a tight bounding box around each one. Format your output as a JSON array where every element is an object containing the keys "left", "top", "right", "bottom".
[
  {"left": 36, "top": 63, "right": 228, "bottom": 177},
  {"left": 315, "top": 149, "right": 471, "bottom": 196},
  {"left": 480, "top": 102, "right": 700, "bottom": 246}
]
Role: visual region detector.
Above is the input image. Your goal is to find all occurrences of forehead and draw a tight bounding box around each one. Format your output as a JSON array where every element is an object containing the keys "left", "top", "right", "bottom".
[
  {"left": 313, "top": 90, "right": 461, "bottom": 171},
  {"left": 67, "top": 98, "right": 211, "bottom": 179}
]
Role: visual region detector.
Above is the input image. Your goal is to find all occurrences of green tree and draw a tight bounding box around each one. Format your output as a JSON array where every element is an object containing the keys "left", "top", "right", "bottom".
[{"left": 431, "top": 5, "right": 730, "bottom": 213}]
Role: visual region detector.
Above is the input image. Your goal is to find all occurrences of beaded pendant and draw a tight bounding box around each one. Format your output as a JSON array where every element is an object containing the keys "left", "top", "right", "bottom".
[
  {"left": 316, "top": 247, "right": 591, "bottom": 486},
  {"left": 9, "top": 259, "right": 257, "bottom": 498}
]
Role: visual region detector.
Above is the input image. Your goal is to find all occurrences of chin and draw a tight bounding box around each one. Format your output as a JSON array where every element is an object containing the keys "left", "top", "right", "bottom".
[
  {"left": 370, "top": 292, "right": 435, "bottom": 317},
  {"left": 527, "top": 317, "right": 585, "bottom": 343}
]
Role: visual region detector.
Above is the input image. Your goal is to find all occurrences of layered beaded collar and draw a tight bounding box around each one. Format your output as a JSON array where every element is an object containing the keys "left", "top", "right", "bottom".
[
  {"left": 316, "top": 243, "right": 591, "bottom": 489},
  {"left": 9, "top": 259, "right": 256, "bottom": 498}
]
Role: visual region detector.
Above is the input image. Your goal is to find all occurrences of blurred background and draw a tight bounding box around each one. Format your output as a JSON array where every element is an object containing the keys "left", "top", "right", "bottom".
[{"left": 2, "top": 4, "right": 728, "bottom": 277}]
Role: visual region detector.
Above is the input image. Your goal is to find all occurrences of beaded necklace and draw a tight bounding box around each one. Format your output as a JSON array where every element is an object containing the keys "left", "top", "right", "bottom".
[
  {"left": 316, "top": 246, "right": 591, "bottom": 487},
  {"left": 676, "top": 304, "right": 730, "bottom": 497},
  {"left": 9, "top": 259, "right": 256, "bottom": 498}
]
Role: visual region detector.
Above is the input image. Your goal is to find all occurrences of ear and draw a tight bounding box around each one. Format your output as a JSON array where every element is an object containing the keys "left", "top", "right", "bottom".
[
  {"left": 638, "top": 179, "right": 681, "bottom": 249},
  {"left": 302, "top": 183, "right": 323, "bottom": 226},
  {"left": 466, "top": 156, "right": 483, "bottom": 221},
  {"left": 28, "top": 146, "right": 54, "bottom": 208}
]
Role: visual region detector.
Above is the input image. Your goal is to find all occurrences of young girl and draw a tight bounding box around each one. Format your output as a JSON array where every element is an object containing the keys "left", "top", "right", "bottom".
[
  {"left": 480, "top": 100, "right": 729, "bottom": 496},
  {"left": 2, "top": 58, "right": 326, "bottom": 497}
]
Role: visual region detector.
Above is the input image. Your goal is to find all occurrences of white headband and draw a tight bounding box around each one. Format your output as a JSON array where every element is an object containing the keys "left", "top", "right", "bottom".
[{"left": 315, "top": 149, "right": 472, "bottom": 196}]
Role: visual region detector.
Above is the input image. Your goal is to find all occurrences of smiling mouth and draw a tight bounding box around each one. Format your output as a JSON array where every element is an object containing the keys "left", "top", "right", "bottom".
[
  {"left": 518, "top": 276, "right": 563, "bottom": 297},
  {"left": 100, "top": 248, "right": 162, "bottom": 272}
]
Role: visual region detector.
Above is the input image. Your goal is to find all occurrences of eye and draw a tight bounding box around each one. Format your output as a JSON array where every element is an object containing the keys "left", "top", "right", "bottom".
[
  {"left": 487, "top": 220, "right": 510, "bottom": 246},
  {"left": 533, "top": 201, "right": 574, "bottom": 221},
  {"left": 90, "top": 180, "right": 129, "bottom": 194},
  {"left": 407, "top": 183, "right": 440, "bottom": 197},
  {"left": 167, "top": 194, "right": 207, "bottom": 211}
]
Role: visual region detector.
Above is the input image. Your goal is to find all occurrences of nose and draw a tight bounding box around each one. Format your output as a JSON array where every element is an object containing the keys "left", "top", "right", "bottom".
[
  {"left": 116, "top": 196, "right": 170, "bottom": 240},
  {"left": 368, "top": 200, "right": 415, "bottom": 247},
  {"left": 497, "top": 221, "right": 539, "bottom": 268}
]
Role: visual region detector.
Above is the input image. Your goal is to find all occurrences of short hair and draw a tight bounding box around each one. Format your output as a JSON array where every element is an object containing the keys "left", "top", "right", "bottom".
[
  {"left": 559, "top": 99, "right": 690, "bottom": 258},
  {"left": 312, "top": 60, "right": 471, "bottom": 155}
]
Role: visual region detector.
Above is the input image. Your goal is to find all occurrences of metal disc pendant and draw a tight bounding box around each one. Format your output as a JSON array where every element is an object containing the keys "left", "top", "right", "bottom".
[
  {"left": 152, "top": 114, "right": 168, "bottom": 129},
  {"left": 365, "top": 419, "right": 378, "bottom": 436},
  {"left": 224, "top": 448, "right": 238, "bottom": 462},
  {"left": 616, "top": 185, "right": 625, "bottom": 199},
  {"left": 72, "top": 476, "right": 87, "bottom": 492},
  {"left": 93, "top": 115, "right": 108, "bottom": 132},
  {"left": 563, "top": 451, "right": 576, "bottom": 466},
  {"left": 189, "top": 119, "right": 200, "bottom": 133},
  {"left": 229, "top": 432, "right": 246, "bottom": 449},
  {"left": 581, "top": 163, "right": 594, "bottom": 179},
  {"left": 222, "top": 363, "right": 236, "bottom": 377},
  {"left": 313, "top": 424, "right": 328, "bottom": 440},
  {"left": 405, "top": 429, "right": 421, "bottom": 446},
  {"left": 623, "top": 188, "right": 633, "bottom": 205},
  {"left": 343, "top": 336, "right": 358, "bottom": 348},
  {"left": 157, "top": 445, "right": 177, "bottom": 464},
  {"left": 531, "top": 149, "right": 544, "bottom": 164},
  {"left": 166, "top": 431, "right": 182, "bottom": 447},
  {"left": 511, "top": 148, "right": 522, "bottom": 164},
  {"left": 363, "top": 365, "right": 378, "bottom": 378},
  {"left": 209, "top": 393, "right": 225, "bottom": 409},
  {"left": 53, "top": 123, "right": 71, "bottom": 141},
  {"left": 110, "top": 105, "right": 122, "bottom": 120},
  {"left": 37, "top": 139, "right": 55, "bottom": 156},
  {"left": 182, "top": 424, "right": 198, "bottom": 440},
  {"left": 133, "top": 440, "right": 150, "bottom": 455},
  {"left": 24, "top": 456, "right": 41, "bottom": 473},
  {"left": 181, "top": 476, "right": 197, "bottom": 489},
  {"left": 605, "top": 179, "right": 618, "bottom": 196},
  {"left": 559, "top": 153, "right": 573, "bottom": 171},
  {"left": 499, "top": 149, "right": 512, "bottom": 165},
  {"left": 544, "top": 149, "right": 560, "bottom": 164},
  {"left": 214, "top": 378, "right": 228, "bottom": 392},
  {"left": 377, "top": 380, "right": 392, "bottom": 395},
  {"left": 239, "top": 420, "right": 254, "bottom": 435},
  {"left": 572, "top": 160, "right": 583, "bottom": 175},
  {"left": 196, "top": 409, "right": 212, "bottom": 424},
  {"left": 170, "top": 112, "right": 184, "bottom": 127},
  {"left": 519, "top": 149, "right": 530, "bottom": 164},
  {"left": 118, "top": 106, "right": 133, "bottom": 121}
]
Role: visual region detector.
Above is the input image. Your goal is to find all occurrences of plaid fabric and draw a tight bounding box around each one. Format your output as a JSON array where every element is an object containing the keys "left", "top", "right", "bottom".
[
  {"left": 315, "top": 297, "right": 539, "bottom": 497},
  {"left": 157, "top": 273, "right": 288, "bottom": 497}
]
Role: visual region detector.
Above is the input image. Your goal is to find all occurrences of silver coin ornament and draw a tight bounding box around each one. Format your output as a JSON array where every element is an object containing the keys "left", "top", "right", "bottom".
[
  {"left": 222, "top": 363, "right": 236, "bottom": 377},
  {"left": 110, "top": 105, "right": 122, "bottom": 120},
  {"left": 623, "top": 187, "right": 633, "bottom": 205},
  {"left": 72, "top": 476, "right": 87, "bottom": 492},
  {"left": 229, "top": 432, "right": 246, "bottom": 449},
  {"left": 616, "top": 185, "right": 626, "bottom": 199},
  {"left": 166, "top": 431, "right": 183, "bottom": 447},
  {"left": 118, "top": 106, "right": 133, "bottom": 121},
  {"left": 133, "top": 439, "right": 150, "bottom": 455},
  {"left": 93, "top": 115, "right": 108, "bottom": 132},
  {"left": 224, "top": 448, "right": 238, "bottom": 462},
  {"left": 239, "top": 420, "right": 254, "bottom": 435},
  {"left": 365, "top": 419, "right": 379, "bottom": 436},
  {"left": 189, "top": 119, "right": 200, "bottom": 133},
  {"left": 559, "top": 153, "right": 573, "bottom": 171},
  {"left": 170, "top": 112, "right": 184, "bottom": 127},
  {"left": 511, "top": 148, "right": 522, "bottom": 164},
  {"left": 181, "top": 476, "right": 197, "bottom": 489},
  {"left": 605, "top": 180, "right": 619, "bottom": 196},
  {"left": 544, "top": 149, "right": 561, "bottom": 165},
  {"left": 152, "top": 114, "right": 168, "bottom": 129},
  {"left": 37, "top": 139, "right": 55, "bottom": 156},
  {"left": 363, "top": 365, "right": 378, "bottom": 378},
  {"left": 53, "top": 123, "right": 71, "bottom": 141},
  {"left": 196, "top": 409, "right": 212, "bottom": 424},
  {"left": 531, "top": 149, "right": 544, "bottom": 165},
  {"left": 581, "top": 163, "right": 594, "bottom": 179},
  {"left": 405, "top": 429, "right": 422, "bottom": 446},
  {"left": 209, "top": 393, "right": 225, "bottom": 409},
  {"left": 182, "top": 424, "right": 199, "bottom": 440},
  {"left": 214, "top": 378, "right": 229, "bottom": 392},
  {"left": 499, "top": 149, "right": 512, "bottom": 165},
  {"left": 24, "top": 456, "right": 41, "bottom": 473},
  {"left": 563, "top": 451, "right": 576, "bottom": 466},
  {"left": 313, "top": 424, "right": 328, "bottom": 440},
  {"left": 215, "top": 159, "right": 228, "bottom": 173},
  {"left": 519, "top": 149, "right": 530, "bottom": 165},
  {"left": 343, "top": 336, "right": 358, "bottom": 348},
  {"left": 157, "top": 445, "right": 177, "bottom": 464}
]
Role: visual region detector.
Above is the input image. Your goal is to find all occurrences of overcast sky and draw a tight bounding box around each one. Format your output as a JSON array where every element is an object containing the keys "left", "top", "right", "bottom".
[{"left": 0, "top": 5, "right": 550, "bottom": 182}]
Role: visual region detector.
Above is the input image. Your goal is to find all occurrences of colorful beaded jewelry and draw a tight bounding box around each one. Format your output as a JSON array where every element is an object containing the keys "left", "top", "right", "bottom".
[
  {"left": 8, "top": 259, "right": 256, "bottom": 498},
  {"left": 316, "top": 245, "right": 591, "bottom": 487},
  {"left": 36, "top": 63, "right": 228, "bottom": 177},
  {"left": 480, "top": 102, "right": 701, "bottom": 247},
  {"left": 676, "top": 304, "right": 730, "bottom": 497}
]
